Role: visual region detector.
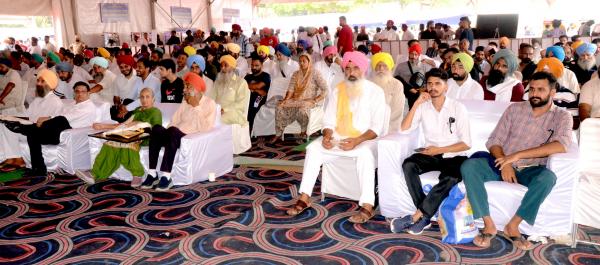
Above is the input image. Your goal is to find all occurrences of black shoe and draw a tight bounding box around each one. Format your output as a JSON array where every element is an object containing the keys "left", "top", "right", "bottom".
[
  {"left": 22, "top": 168, "right": 47, "bottom": 177},
  {"left": 140, "top": 174, "right": 159, "bottom": 189},
  {"left": 155, "top": 176, "right": 173, "bottom": 191}
]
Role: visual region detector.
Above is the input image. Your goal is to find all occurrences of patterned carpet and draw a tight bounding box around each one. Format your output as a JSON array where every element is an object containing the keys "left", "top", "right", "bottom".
[{"left": 0, "top": 137, "right": 599, "bottom": 264}]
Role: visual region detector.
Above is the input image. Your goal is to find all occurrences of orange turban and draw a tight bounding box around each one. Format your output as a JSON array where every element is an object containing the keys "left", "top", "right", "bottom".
[
  {"left": 536, "top": 57, "right": 564, "bottom": 79},
  {"left": 183, "top": 72, "right": 206, "bottom": 93}
]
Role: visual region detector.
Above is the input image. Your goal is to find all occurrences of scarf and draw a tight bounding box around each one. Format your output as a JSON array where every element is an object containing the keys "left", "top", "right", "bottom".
[
  {"left": 487, "top": 76, "right": 520, "bottom": 102},
  {"left": 293, "top": 54, "right": 313, "bottom": 97},
  {"left": 335, "top": 82, "right": 362, "bottom": 138}
]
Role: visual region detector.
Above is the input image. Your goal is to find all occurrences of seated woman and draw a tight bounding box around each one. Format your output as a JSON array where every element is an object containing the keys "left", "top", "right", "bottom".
[
  {"left": 75, "top": 88, "right": 162, "bottom": 187},
  {"left": 270, "top": 53, "right": 327, "bottom": 143}
]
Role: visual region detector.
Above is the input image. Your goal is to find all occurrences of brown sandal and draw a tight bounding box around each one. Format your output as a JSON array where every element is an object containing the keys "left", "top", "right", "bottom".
[
  {"left": 501, "top": 233, "right": 535, "bottom": 251},
  {"left": 348, "top": 207, "right": 375, "bottom": 224},
  {"left": 286, "top": 199, "right": 311, "bottom": 216},
  {"left": 473, "top": 232, "right": 497, "bottom": 248}
]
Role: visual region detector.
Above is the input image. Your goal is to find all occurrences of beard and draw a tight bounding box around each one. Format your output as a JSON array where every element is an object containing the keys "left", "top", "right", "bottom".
[
  {"left": 35, "top": 85, "right": 49, "bottom": 97},
  {"left": 277, "top": 60, "right": 288, "bottom": 72},
  {"left": 344, "top": 77, "right": 363, "bottom": 100},
  {"left": 520, "top": 57, "right": 532, "bottom": 64},
  {"left": 251, "top": 68, "right": 261, "bottom": 75},
  {"left": 371, "top": 71, "right": 392, "bottom": 88},
  {"left": 529, "top": 95, "right": 550, "bottom": 108},
  {"left": 452, "top": 72, "right": 467, "bottom": 81},
  {"left": 487, "top": 69, "right": 506, "bottom": 87},
  {"left": 215, "top": 72, "right": 236, "bottom": 88},
  {"left": 578, "top": 57, "right": 597, "bottom": 71}
]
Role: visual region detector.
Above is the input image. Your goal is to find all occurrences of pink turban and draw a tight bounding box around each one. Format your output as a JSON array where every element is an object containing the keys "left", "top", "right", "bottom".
[
  {"left": 342, "top": 51, "right": 368, "bottom": 74},
  {"left": 323, "top": 46, "right": 338, "bottom": 57},
  {"left": 408, "top": 43, "right": 422, "bottom": 55}
]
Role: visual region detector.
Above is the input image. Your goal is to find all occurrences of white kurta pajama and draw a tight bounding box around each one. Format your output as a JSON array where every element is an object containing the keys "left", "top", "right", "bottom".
[
  {"left": 90, "top": 70, "right": 117, "bottom": 103},
  {"left": 314, "top": 61, "right": 344, "bottom": 94},
  {"left": 299, "top": 80, "right": 386, "bottom": 206},
  {"left": 0, "top": 93, "right": 63, "bottom": 161}
]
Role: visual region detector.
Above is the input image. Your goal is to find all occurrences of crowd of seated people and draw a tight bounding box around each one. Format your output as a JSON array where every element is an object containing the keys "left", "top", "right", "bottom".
[{"left": 0, "top": 16, "right": 597, "bottom": 250}]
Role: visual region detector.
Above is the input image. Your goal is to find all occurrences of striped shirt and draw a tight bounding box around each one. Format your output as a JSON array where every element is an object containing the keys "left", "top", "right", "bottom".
[{"left": 486, "top": 101, "right": 572, "bottom": 167}]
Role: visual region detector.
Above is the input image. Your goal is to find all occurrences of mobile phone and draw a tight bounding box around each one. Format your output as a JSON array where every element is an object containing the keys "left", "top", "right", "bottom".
[{"left": 414, "top": 147, "right": 426, "bottom": 152}]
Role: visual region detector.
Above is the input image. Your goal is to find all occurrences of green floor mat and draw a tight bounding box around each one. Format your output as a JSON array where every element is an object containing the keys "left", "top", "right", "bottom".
[
  {"left": 292, "top": 138, "right": 316, "bottom": 152},
  {"left": 0, "top": 169, "right": 24, "bottom": 183}
]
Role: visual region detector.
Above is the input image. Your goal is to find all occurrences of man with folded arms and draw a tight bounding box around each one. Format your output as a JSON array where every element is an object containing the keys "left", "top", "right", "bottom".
[
  {"left": 286, "top": 51, "right": 386, "bottom": 224},
  {"left": 390, "top": 68, "right": 471, "bottom": 235},
  {"left": 141, "top": 72, "right": 216, "bottom": 191},
  {"left": 460, "top": 71, "right": 572, "bottom": 250}
]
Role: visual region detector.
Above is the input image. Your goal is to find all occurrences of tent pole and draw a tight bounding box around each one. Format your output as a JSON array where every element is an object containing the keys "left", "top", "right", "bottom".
[
  {"left": 207, "top": 0, "right": 213, "bottom": 29},
  {"left": 150, "top": 0, "right": 157, "bottom": 30}
]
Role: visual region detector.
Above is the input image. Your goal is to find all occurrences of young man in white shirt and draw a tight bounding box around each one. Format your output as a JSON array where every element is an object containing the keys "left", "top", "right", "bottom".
[
  {"left": 110, "top": 55, "right": 140, "bottom": 122},
  {"left": 390, "top": 68, "right": 471, "bottom": 235},
  {"left": 447, "top": 52, "right": 484, "bottom": 100},
  {"left": 125, "top": 58, "right": 162, "bottom": 112},
  {"left": 55, "top": 62, "right": 87, "bottom": 99}
]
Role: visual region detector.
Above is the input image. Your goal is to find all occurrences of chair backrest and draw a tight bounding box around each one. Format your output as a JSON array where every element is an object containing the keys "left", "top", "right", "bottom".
[
  {"left": 579, "top": 118, "right": 600, "bottom": 174},
  {"left": 93, "top": 101, "right": 111, "bottom": 122},
  {"left": 155, "top": 103, "right": 181, "bottom": 127},
  {"left": 266, "top": 77, "right": 291, "bottom": 101},
  {"left": 458, "top": 99, "right": 511, "bottom": 155}
]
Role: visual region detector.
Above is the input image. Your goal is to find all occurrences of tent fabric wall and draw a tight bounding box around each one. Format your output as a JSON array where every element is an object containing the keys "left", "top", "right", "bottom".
[
  {"left": 0, "top": 0, "right": 52, "bottom": 16},
  {"left": 52, "top": 0, "right": 76, "bottom": 49},
  {"left": 155, "top": 0, "right": 209, "bottom": 34}
]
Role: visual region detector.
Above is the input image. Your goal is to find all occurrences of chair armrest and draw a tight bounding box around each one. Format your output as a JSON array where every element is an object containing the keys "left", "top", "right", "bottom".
[{"left": 378, "top": 129, "right": 421, "bottom": 157}]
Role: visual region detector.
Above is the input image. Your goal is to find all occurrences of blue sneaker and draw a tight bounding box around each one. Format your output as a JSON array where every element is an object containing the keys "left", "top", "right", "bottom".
[
  {"left": 140, "top": 174, "right": 159, "bottom": 189},
  {"left": 155, "top": 176, "right": 173, "bottom": 191},
  {"left": 407, "top": 217, "right": 432, "bottom": 235},
  {"left": 390, "top": 215, "right": 413, "bottom": 233}
]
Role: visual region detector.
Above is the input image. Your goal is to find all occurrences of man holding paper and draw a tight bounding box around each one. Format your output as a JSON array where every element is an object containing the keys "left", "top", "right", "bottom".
[{"left": 75, "top": 88, "right": 162, "bottom": 187}]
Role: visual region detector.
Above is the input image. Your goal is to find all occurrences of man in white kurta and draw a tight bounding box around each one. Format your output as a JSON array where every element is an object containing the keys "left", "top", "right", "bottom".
[
  {"left": 54, "top": 62, "right": 87, "bottom": 99},
  {"left": 23, "top": 54, "right": 47, "bottom": 104},
  {"left": 272, "top": 44, "right": 300, "bottom": 80},
  {"left": 369, "top": 52, "right": 406, "bottom": 133},
  {"left": 447, "top": 52, "right": 484, "bottom": 100},
  {"left": 314, "top": 46, "right": 344, "bottom": 93},
  {"left": 0, "top": 60, "right": 23, "bottom": 114},
  {"left": 287, "top": 51, "right": 386, "bottom": 224},
  {"left": 88, "top": 57, "right": 117, "bottom": 103},
  {"left": 207, "top": 55, "right": 251, "bottom": 154},
  {"left": 0, "top": 69, "right": 63, "bottom": 166}
]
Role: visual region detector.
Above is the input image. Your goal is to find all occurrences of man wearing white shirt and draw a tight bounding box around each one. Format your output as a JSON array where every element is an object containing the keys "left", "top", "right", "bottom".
[
  {"left": 390, "top": 68, "right": 471, "bottom": 235},
  {"left": 125, "top": 58, "right": 162, "bottom": 112},
  {"left": 474, "top": 46, "right": 491, "bottom": 79},
  {"left": 447, "top": 53, "right": 484, "bottom": 100},
  {"left": 272, "top": 44, "right": 299, "bottom": 79},
  {"left": 19, "top": 81, "right": 96, "bottom": 176},
  {"left": 22, "top": 54, "right": 46, "bottom": 105},
  {"left": 0, "top": 59, "right": 23, "bottom": 114},
  {"left": 314, "top": 46, "right": 344, "bottom": 92},
  {"left": 55, "top": 62, "right": 87, "bottom": 99},
  {"left": 379, "top": 20, "right": 399, "bottom": 41},
  {"left": 29, "top": 37, "right": 42, "bottom": 55},
  {"left": 110, "top": 55, "right": 140, "bottom": 122},
  {"left": 42, "top": 36, "right": 56, "bottom": 53},
  {"left": 401, "top": 24, "right": 415, "bottom": 41},
  {"left": 0, "top": 69, "right": 63, "bottom": 170},
  {"left": 89, "top": 57, "right": 117, "bottom": 103},
  {"left": 286, "top": 51, "right": 386, "bottom": 224}
]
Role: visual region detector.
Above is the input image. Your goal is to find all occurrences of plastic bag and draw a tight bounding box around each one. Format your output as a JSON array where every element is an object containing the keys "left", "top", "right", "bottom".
[{"left": 438, "top": 184, "right": 478, "bottom": 244}]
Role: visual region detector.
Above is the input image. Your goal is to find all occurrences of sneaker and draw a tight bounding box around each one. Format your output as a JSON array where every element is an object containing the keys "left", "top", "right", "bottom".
[
  {"left": 131, "top": 177, "right": 143, "bottom": 188},
  {"left": 75, "top": 169, "right": 95, "bottom": 185},
  {"left": 390, "top": 215, "right": 414, "bottom": 233},
  {"left": 407, "top": 217, "right": 432, "bottom": 235},
  {"left": 140, "top": 174, "right": 159, "bottom": 189},
  {"left": 155, "top": 176, "right": 173, "bottom": 191}
]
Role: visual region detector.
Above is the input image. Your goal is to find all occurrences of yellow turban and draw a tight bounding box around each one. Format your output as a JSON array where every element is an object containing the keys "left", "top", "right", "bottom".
[
  {"left": 536, "top": 57, "right": 564, "bottom": 79},
  {"left": 571, "top": 40, "right": 584, "bottom": 51},
  {"left": 97, "top": 47, "right": 110, "bottom": 59},
  {"left": 38, "top": 69, "right": 58, "bottom": 89},
  {"left": 257, "top": 45, "right": 270, "bottom": 56},
  {"left": 452, "top": 52, "right": 474, "bottom": 73},
  {"left": 226, "top": 43, "right": 241, "bottom": 54},
  {"left": 219, "top": 55, "right": 237, "bottom": 67},
  {"left": 184, "top": 46, "right": 196, "bottom": 56},
  {"left": 499, "top": 37, "right": 510, "bottom": 47},
  {"left": 371, "top": 52, "right": 394, "bottom": 70}
]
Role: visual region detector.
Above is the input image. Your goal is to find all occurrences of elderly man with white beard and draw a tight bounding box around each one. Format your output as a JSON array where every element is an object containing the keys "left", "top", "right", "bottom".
[
  {"left": 286, "top": 51, "right": 386, "bottom": 224},
  {"left": 571, "top": 43, "right": 598, "bottom": 86},
  {"left": 0, "top": 69, "right": 63, "bottom": 172},
  {"left": 369, "top": 52, "right": 406, "bottom": 132},
  {"left": 272, "top": 43, "right": 299, "bottom": 79}
]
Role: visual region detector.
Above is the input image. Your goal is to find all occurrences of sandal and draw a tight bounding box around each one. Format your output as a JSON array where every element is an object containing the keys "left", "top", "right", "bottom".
[
  {"left": 473, "top": 232, "right": 497, "bottom": 248},
  {"left": 501, "top": 233, "right": 535, "bottom": 251},
  {"left": 286, "top": 199, "right": 311, "bottom": 216},
  {"left": 348, "top": 207, "right": 375, "bottom": 224}
]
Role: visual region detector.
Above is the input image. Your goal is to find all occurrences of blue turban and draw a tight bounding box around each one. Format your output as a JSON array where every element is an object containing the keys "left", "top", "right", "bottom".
[
  {"left": 275, "top": 43, "right": 291, "bottom": 57},
  {"left": 90, "top": 56, "right": 109, "bottom": 69},
  {"left": 297, "top": 39, "right": 310, "bottom": 50},
  {"left": 186, "top": 55, "right": 206, "bottom": 71},
  {"left": 492, "top": 49, "right": 518, "bottom": 75},
  {"left": 56, "top": 62, "right": 74, "bottom": 72},
  {"left": 545, "top": 46, "right": 565, "bottom": 62},
  {"left": 576, "top": 43, "right": 597, "bottom": 56}
]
